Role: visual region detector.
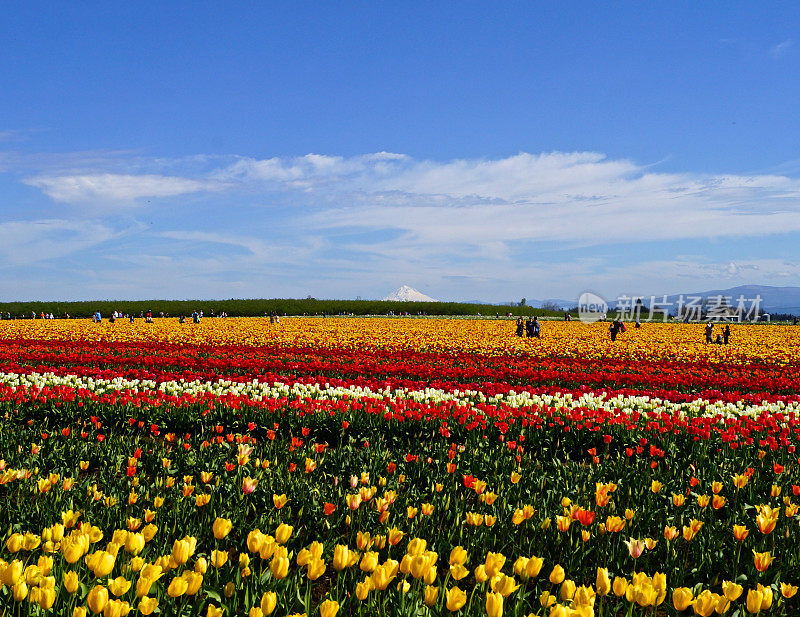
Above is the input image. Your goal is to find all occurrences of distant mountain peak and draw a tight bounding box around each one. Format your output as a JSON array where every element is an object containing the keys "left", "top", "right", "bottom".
[{"left": 383, "top": 285, "right": 438, "bottom": 302}]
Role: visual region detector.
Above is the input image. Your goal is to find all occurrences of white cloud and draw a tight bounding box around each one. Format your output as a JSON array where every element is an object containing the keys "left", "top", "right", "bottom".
[
  {"left": 158, "top": 230, "right": 319, "bottom": 266},
  {"left": 771, "top": 39, "right": 793, "bottom": 58},
  {"left": 267, "top": 152, "right": 800, "bottom": 260},
  {"left": 160, "top": 230, "right": 277, "bottom": 261},
  {"left": 12, "top": 148, "right": 800, "bottom": 301},
  {"left": 0, "top": 219, "right": 121, "bottom": 267},
  {"left": 24, "top": 173, "right": 221, "bottom": 204}
]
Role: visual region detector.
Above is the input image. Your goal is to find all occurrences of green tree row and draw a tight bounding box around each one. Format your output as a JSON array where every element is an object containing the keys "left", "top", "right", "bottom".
[{"left": 0, "top": 298, "right": 562, "bottom": 319}]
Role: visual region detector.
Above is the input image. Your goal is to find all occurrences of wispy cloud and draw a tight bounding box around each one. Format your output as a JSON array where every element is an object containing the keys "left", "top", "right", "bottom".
[
  {"left": 11, "top": 149, "right": 800, "bottom": 300},
  {"left": 159, "top": 230, "right": 303, "bottom": 263},
  {"left": 0, "top": 128, "right": 44, "bottom": 143},
  {"left": 0, "top": 219, "right": 124, "bottom": 268},
  {"left": 24, "top": 173, "right": 223, "bottom": 205},
  {"left": 771, "top": 39, "right": 793, "bottom": 58}
]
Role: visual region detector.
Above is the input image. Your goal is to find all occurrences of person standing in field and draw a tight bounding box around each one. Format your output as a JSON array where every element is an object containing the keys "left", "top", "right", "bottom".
[
  {"left": 723, "top": 325, "right": 730, "bottom": 345},
  {"left": 515, "top": 317, "right": 524, "bottom": 337},
  {"left": 705, "top": 322, "right": 713, "bottom": 344}
]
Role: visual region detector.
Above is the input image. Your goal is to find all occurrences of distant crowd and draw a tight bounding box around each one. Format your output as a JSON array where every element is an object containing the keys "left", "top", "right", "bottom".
[
  {"left": 89, "top": 309, "right": 230, "bottom": 324},
  {"left": 510, "top": 316, "right": 740, "bottom": 345},
  {"left": 515, "top": 316, "right": 541, "bottom": 338}
]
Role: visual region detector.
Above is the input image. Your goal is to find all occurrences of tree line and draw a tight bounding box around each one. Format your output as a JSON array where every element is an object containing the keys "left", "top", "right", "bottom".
[{"left": 0, "top": 298, "right": 560, "bottom": 319}]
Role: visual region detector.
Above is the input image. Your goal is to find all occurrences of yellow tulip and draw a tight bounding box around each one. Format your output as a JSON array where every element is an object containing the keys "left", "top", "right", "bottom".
[
  {"left": 108, "top": 576, "right": 131, "bottom": 596},
  {"left": 753, "top": 550, "right": 774, "bottom": 572},
  {"left": 525, "top": 556, "right": 544, "bottom": 579},
  {"left": 142, "top": 524, "right": 157, "bottom": 542},
  {"left": 171, "top": 537, "right": 197, "bottom": 566},
  {"left": 210, "top": 550, "right": 229, "bottom": 569},
  {"left": 25, "top": 564, "right": 42, "bottom": 586},
  {"left": 183, "top": 571, "right": 203, "bottom": 595},
  {"left": 64, "top": 570, "right": 80, "bottom": 593},
  {"left": 651, "top": 480, "right": 663, "bottom": 493},
  {"left": 370, "top": 565, "right": 391, "bottom": 591},
  {"left": 307, "top": 558, "right": 325, "bottom": 580},
  {"left": 411, "top": 554, "right": 434, "bottom": 580},
  {"left": 449, "top": 546, "right": 468, "bottom": 565},
  {"left": 260, "top": 591, "right": 277, "bottom": 615},
  {"left": 613, "top": 576, "right": 629, "bottom": 597},
  {"left": 190, "top": 556, "right": 207, "bottom": 574},
  {"left": 781, "top": 582, "right": 799, "bottom": 598},
  {"left": 37, "top": 555, "right": 53, "bottom": 576},
  {"left": 138, "top": 597, "right": 158, "bottom": 616},
  {"left": 102, "top": 600, "right": 131, "bottom": 617},
  {"left": 319, "top": 599, "right": 339, "bottom": 617},
  {"left": 560, "top": 579, "right": 576, "bottom": 601},
  {"left": 356, "top": 578, "right": 371, "bottom": 601},
  {"left": 247, "top": 530, "right": 265, "bottom": 553},
  {"left": 62, "top": 537, "right": 84, "bottom": 564},
  {"left": 549, "top": 605, "right": 569, "bottom": 617},
  {"left": 513, "top": 557, "right": 528, "bottom": 577},
  {"left": 207, "top": 604, "right": 224, "bottom": 617},
  {"left": 270, "top": 555, "right": 289, "bottom": 579},
  {"left": 308, "top": 542, "right": 325, "bottom": 559},
  {"left": 387, "top": 527, "right": 404, "bottom": 545},
  {"left": 87, "top": 585, "right": 109, "bottom": 614},
  {"left": 484, "top": 552, "right": 506, "bottom": 577},
  {"left": 213, "top": 517, "right": 232, "bottom": 540},
  {"left": 6, "top": 533, "right": 23, "bottom": 553},
  {"left": 136, "top": 576, "right": 156, "bottom": 598},
  {"left": 333, "top": 545, "right": 351, "bottom": 571},
  {"left": 12, "top": 579, "right": 28, "bottom": 602},
  {"left": 356, "top": 531, "right": 372, "bottom": 551},
  {"left": 35, "top": 578, "right": 56, "bottom": 609},
  {"left": 596, "top": 567, "right": 611, "bottom": 596},
  {"left": 275, "top": 523, "right": 293, "bottom": 544},
  {"left": 691, "top": 590, "right": 717, "bottom": 616},
  {"left": 123, "top": 533, "right": 144, "bottom": 556},
  {"left": 746, "top": 589, "right": 764, "bottom": 614},
  {"left": 757, "top": 584, "right": 773, "bottom": 610},
  {"left": 407, "top": 537, "right": 427, "bottom": 556},
  {"left": 491, "top": 573, "right": 519, "bottom": 597},
  {"left": 167, "top": 576, "right": 189, "bottom": 597},
  {"left": 424, "top": 585, "right": 439, "bottom": 606},
  {"left": 446, "top": 586, "right": 467, "bottom": 611},
  {"left": 358, "top": 551, "right": 378, "bottom": 573},
  {"left": 549, "top": 564, "right": 565, "bottom": 584},
  {"left": 450, "top": 564, "right": 469, "bottom": 580},
  {"left": 574, "top": 585, "right": 595, "bottom": 608},
  {"left": 486, "top": 591, "right": 503, "bottom": 617},
  {"left": 723, "top": 581, "right": 743, "bottom": 602}
]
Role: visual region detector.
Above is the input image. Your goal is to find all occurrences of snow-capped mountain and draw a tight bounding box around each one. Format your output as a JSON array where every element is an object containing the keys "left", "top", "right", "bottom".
[{"left": 382, "top": 286, "right": 438, "bottom": 302}]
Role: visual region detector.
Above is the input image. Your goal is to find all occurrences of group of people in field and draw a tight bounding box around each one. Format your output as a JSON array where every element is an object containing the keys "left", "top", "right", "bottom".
[
  {"left": 515, "top": 316, "right": 541, "bottom": 338},
  {"left": 511, "top": 316, "right": 736, "bottom": 345},
  {"left": 705, "top": 322, "right": 731, "bottom": 345},
  {"left": 89, "top": 309, "right": 230, "bottom": 324}
]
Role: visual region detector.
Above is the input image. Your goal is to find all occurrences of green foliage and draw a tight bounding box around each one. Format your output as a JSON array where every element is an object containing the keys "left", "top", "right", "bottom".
[{"left": 0, "top": 298, "right": 557, "bottom": 318}]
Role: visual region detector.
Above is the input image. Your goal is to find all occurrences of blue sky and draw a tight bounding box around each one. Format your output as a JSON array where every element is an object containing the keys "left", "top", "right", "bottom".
[{"left": 2, "top": 2, "right": 800, "bottom": 302}]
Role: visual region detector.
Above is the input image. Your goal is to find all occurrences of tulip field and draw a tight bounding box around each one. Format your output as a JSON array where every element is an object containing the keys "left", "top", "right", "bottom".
[{"left": 2, "top": 317, "right": 800, "bottom": 617}]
